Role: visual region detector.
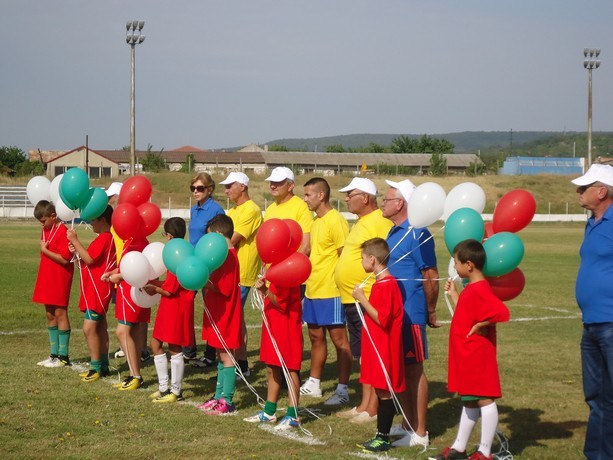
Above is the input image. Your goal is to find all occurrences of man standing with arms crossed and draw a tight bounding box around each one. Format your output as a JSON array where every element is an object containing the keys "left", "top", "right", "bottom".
[
  {"left": 300, "top": 177, "right": 352, "bottom": 406},
  {"left": 381, "top": 179, "right": 440, "bottom": 448}
]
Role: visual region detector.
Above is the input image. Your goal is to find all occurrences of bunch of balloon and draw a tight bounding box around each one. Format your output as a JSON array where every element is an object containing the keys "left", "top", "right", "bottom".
[
  {"left": 111, "top": 176, "right": 161, "bottom": 241},
  {"left": 27, "top": 174, "right": 76, "bottom": 222},
  {"left": 120, "top": 241, "right": 167, "bottom": 309},
  {"left": 56, "top": 168, "right": 110, "bottom": 223},
  {"left": 256, "top": 218, "right": 312, "bottom": 287},
  {"left": 406, "top": 182, "right": 447, "bottom": 228}
]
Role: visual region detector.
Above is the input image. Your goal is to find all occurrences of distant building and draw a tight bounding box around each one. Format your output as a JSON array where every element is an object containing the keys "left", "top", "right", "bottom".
[{"left": 500, "top": 156, "right": 584, "bottom": 176}]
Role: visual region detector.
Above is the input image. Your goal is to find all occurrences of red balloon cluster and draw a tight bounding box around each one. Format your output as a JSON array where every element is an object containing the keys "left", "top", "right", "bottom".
[
  {"left": 256, "top": 218, "right": 311, "bottom": 287},
  {"left": 487, "top": 268, "right": 526, "bottom": 301},
  {"left": 111, "top": 176, "right": 161, "bottom": 240}
]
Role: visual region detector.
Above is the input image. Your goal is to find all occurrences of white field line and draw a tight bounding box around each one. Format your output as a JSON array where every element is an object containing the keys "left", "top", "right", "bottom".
[{"left": 258, "top": 423, "right": 326, "bottom": 446}]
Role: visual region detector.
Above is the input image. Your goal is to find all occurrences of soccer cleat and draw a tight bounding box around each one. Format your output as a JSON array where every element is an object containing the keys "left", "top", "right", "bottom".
[
  {"left": 393, "top": 431, "right": 429, "bottom": 447},
  {"left": 140, "top": 350, "right": 152, "bottom": 363},
  {"left": 100, "top": 369, "right": 111, "bottom": 378},
  {"left": 428, "top": 447, "right": 469, "bottom": 460},
  {"left": 79, "top": 369, "right": 90, "bottom": 378},
  {"left": 243, "top": 410, "right": 277, "bottom": 423},
  {"left": 118, "top": 376, "right": 143, "bottom": 391},
  {"left": 58, "top": 356, "right": 72, "bottom": 367},
  {"left": 323, "top": 390, "right": 349, "bottom": 406},
  {"left": 467, "top": 451, "right": 492, "bottom": 460},
  {"left": 359, "top": 436, "right": 391, "bottom": 453},
  {"left": 207, "top": 398, "right": 236, "bottom": 415},
  {"left": 152, "top": 390, "right": 179, "bottom": 403},
  {"left": 37, "top": 356, "right": 55, "bottom": 366},
  {"left": 196, "top": 398, "right": 219, "bottom": 412},
  {"left": 274, "top": 415, "right": 300, "bottom": 431},
  {"left": 113, "top": 348, "right": 125, "bottom": 359},
  {"left": 190, "top": 356, "right": 216, "bottom": 368},
  {"left": 43, "top": 357, "right": 63, "bottom": 368},
  {"left": 336, "top": 406, "right": 360, "bottom": 419},
  {"left": 113, "top": 376, "right": 132, "bottom": 388},
  {"left": 299, "top": 381, "right": 322, "bottom": 398},
  {"left": 81, "top": 370, "right": 101, "bottom": 383}
]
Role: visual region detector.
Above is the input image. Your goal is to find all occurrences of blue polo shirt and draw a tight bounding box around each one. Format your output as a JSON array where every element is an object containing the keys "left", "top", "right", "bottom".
[
  {"left": 576, "top": 204, "right": 613, "bottom": 324},
  {"left": 387, "top": 219, "right": 437, "bottom": 326},
  {"left": 188, "top": 198, "right": 225, "bottom": 246}
]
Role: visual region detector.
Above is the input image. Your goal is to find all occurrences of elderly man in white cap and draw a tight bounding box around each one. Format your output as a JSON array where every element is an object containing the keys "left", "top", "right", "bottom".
[
  {"left": 264, "top": 166, "right": 312, "bottom": 255},
  {"left": 220, "top": 171, "right": 262, "bottom": 376},
  {"left": 334, "top": 177, "right": 393, "bottom": 423},
  {"left": 381, "top": 179, "right": 440, "bottom": 448},
  {"left": 572, "top": 164, "right": 613, "bottom": 459}
]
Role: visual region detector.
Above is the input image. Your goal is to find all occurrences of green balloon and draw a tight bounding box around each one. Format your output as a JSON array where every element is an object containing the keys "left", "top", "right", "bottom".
[
  {"left": 444, "top": 208, "right": 485, "bottom": 255},
  {"left": 79, "top": 188, "right": 108, "bottom": 222},
  {"left": 59, "top": 168, "right": 90, "bottom": 210},
  {"left": 162, "top": 238, "right": 194, "bottom": 274},
  {"left": 483, "top": 232, "right": 524, "bottom": 277},
  {"left": 177, "top": 256, "right": 210, "bottom": 291},
  {"left": 195, "top": 232, "right": 229, "bottom": 271}
]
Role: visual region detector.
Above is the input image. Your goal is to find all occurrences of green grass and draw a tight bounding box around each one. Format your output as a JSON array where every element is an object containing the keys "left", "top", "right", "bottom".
[{"left": 0, "top": 221, "right": 588, "bottom": 459}]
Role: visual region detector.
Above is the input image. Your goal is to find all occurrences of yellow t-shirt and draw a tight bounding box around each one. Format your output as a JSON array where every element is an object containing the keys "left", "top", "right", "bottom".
[
  {"left": 264, "top": 195, "right": 313, "bottom": 235},
  {"left": 334, "top": 209, "right": 393, "bottom": 303},
  {"left": 227, "top": 199, "right": 263, "bottom": 287},
  {"left": 306, "top": 209, "right": 349, "bottom": 299},
  {"left": 110, "top": 226, "right": 125, "bottom": 264}
]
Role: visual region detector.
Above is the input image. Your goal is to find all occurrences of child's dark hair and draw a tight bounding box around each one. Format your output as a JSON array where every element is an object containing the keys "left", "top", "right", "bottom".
[
  {"left": 97, "top": 205, "right": 113, "bottom": 224},
  {"left": 361, "top": 237, "right": 390, "bottom": 266},
  {"left": 164, "top": 217, "right": 186, "bottom": 239},
  {"left": 34, "top": 200, "right": 55, "bottom": 220},
  {"left": 206, "top": 214, "right": 233, "bottom": 239},
  {"left": 453, "top": 239, "right": 486, "bottom": 270}
]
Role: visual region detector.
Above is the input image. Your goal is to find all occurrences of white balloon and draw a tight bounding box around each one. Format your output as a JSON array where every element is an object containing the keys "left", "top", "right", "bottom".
[
  {"left": 407, "top": 182, "right": 446, "bottom": 228},
  {"left": 49, "top": 174, "right": 63, "bottom": 204},
  {"left": 55, "top": 196, "right": 77, "bottom": 222},
  {"left": 443, "top": 182, "right": 486, "bottom": 221},
  {"left": 130, "top": 286, "right": 160, "bottom": 309},
  {"left": 142, "top": 242, "right": 167, "bottom": 279},
  {"left": 120, "top": 252, "right": 152, "bottom": 288},
  {"left": 26, "top": 176, "right": 51, "bottom": 206},
  {"left": 448, "top": 256, "right": 459, "bottom": 280}
]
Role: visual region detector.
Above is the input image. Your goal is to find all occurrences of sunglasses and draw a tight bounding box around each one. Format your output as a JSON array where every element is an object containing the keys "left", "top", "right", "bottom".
[
  {"left": 577, "top": 184, "right": 599, "bottom": 194},
  {"left": 190, "top": 185, "right": 210, "bottom": 193}
]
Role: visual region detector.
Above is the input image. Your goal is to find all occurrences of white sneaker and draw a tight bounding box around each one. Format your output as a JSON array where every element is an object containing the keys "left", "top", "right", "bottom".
[
  {"left": 349, "top": 411, "right": 377, "bottom": 424},
  {"left": 392, "top": 431, "right": 429, "bottom": 447},
  {"left": 390, "top": 423, "right": 411, "bottom": 437},
  {"left": 336, "top": 406, "right": 360, "bottom": 419},
  {"left": 37, "top": 356, "right": 54, "bottom": 366},
  {"left": 323, "top": 390, "right": 349, "bottom": 406},
  {"left": 114, "top": 349, "right": 125, "bottom": 358},
  {"left": 43, "top": 357, "right": 62, "bottom": 368},
  {"left": 299, "top": 381, "right": 322, "bottom": 397},
  {"left": 243, "top": 410, "right": 277, "bottom": 423}
]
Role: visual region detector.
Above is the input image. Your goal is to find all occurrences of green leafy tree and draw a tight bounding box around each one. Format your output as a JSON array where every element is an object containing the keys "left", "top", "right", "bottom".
[
  {"left": 465, "top": 160, "right": 487, "bottom": 177},
  {"left": 141, "top": 144, "right": 166, "bottom": 172},
  {"left": 325, "top": 144, "right": 346, "bottom": 153},
  {"left": 180, "top": 154, "right": 195, "bottom": 173},
  {"left": 367, "top": 142, "right": 386, "bottom": 153},
  {"left": 390, "top": 136, "right": 418, "bottom": 153},
  {"left": 0, "top": 146, "right": 27, "bottom": 172},
  {"left": 15, "top": 160, "right": 44, "bottom": 176},
  {"left": 268, "top": 144, "right": 290, "bottom": 152},
  {"left": 429, "top": 152, "right": 447, "bottom": 176}
]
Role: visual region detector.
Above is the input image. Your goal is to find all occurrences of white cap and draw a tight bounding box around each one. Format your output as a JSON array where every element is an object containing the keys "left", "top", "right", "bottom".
[
  {"left": 105, "top": 182, "right": 123, "bottom": 197},
  {"left": 571, "top": 164, "right": 613, "bottom": 187},
  {"left": 220, "top": 171, "right": 250, "bottom": 186},
  {"left": 339, "top": 177, "right": 377, "bottom": 196},
  {"left": 265, "top": 166, "right": 295, "bottom": 182},
  {"left": 385, "top": 179, "right": 416, "bottom": 203}
]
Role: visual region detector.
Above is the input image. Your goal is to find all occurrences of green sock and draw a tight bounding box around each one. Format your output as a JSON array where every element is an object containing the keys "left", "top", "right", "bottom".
[
  {"left": 287, "top": 406, "right": 298, "bottom": 419},
  {"left": 214, "top": 362, "right": 224, "bottom": 400},
  {"left": 48, "top": 326, "right": 59, "bottom": 356},
  {"left": 100, "top": 353, "right": 109, "bottom": 371},
  {"left": 58, "top": 329, "right": 71, "bottom": 357},
  {"left": 90, "top": 360, "right": 102, "bottom": 372},
  {"left": 222, "top": 366, "right": 236, "bottom": 405},
  {"left": 264, "top": 401, "right": 277, "bottom": 417}
]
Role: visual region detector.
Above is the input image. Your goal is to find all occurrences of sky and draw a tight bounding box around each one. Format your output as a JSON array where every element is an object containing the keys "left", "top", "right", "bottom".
[{"left": 1, "top": 0, "right": 612, "bottom": 154}]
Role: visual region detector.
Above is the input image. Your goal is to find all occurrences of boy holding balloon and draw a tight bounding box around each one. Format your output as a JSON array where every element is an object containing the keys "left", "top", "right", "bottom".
[{"left": 434, "top": 240, "right": 510, "bottom": 460}]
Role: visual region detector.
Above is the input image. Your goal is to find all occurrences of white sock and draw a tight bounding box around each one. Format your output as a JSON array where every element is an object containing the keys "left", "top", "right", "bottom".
[
  {"left": 153, "top": 353, "right": 168, "bottom": 392},
  {"left": 336, "top": 383, "right": 348, "bottom": 394},
  {"left": 451, "top": 406, "right": 480, "bottom": 452},
  {"left": 170, "top": 352, "right": 185, "bottom": 395},
  {"left": 478, "top": 402, "right": 499, "bottom": 456},
  {"left": 308, "top": 376, "right": 321, "bottom": 387}
]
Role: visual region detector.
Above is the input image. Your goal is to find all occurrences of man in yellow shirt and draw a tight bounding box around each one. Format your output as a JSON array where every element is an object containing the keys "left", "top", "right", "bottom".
[
  {"left": 221, "top": 172, "right": 262, "bottom": 376},
  {"left": 300, "top": 178, "right": 352, "bottom": 406},
  {"left": 334, "top": 177, "right": 393, "bottom": 423}
]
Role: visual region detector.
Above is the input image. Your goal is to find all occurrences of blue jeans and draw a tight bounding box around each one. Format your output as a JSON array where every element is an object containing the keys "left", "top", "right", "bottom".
[
  {"left": 240, "top": 285, "right": 251, "bottom": 309},
  {"left": 581, "top": 322, "right": 613, "bottom": 460}
]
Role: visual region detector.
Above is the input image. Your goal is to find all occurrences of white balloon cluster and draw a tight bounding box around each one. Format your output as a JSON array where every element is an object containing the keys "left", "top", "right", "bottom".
[
  {"left": 119, "top": 242, "right": 166, "bottom": 309},
  {"left": 26, "top": 174, "right": 79, "bottom": 222}
]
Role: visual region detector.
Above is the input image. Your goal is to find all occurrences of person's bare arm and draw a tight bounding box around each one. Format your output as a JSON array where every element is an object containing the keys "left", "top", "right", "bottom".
[{"left": 423, "top": 266, "right": 441, "bottom": 328}]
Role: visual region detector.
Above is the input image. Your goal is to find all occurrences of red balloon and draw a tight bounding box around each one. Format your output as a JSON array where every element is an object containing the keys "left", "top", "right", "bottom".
[
  {"left": 265, "top": 252, "right": 312, "bottom": 287},
  {"left": 284, "top": 219, "right": 303, "bottom": 254},
  {"left": 483, "top": 222, "right": 495, "bottom": 240},
  {"left": 492, "top": 189, "right": 536, "bottom": 234},
  {"left": 256, "top": 219, "right": 292, "bottom": 264},
  {"left": 138, "top": 202, "right": 162, "bottom": 238},
  {"left": 112, "top": 203, "right": 145, "bottom": 240},
  {"left": 487, "top": 268, "right": 525, "bottom": 301},
  {"left": 119, "top": 176, "right": 153, "bottom": 207}
]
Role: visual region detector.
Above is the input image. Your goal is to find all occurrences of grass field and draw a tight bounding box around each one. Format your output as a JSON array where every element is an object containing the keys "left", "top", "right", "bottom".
[{"left": 0, "top": 220, "right": 588, "bottom": 459}]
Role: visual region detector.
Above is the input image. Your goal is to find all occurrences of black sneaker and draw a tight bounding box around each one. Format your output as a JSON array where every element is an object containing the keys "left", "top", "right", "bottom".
[
  {"left": 190, "top": 356, "right": 215, "bottom": 368},
  {"left": 141, "top": 350, "right": 152, "bottom": 363},
  {"left": 58, "top": 356, "right": 72, "bottom": 367}
]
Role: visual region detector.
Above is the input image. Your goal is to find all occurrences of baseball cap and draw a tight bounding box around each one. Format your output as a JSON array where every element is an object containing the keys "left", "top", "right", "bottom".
[
  {"left": 339, "top": 177, "right": 377, "bottom": 196},
  {"left": 220, "top": 171, "right": 250, "bottom": 186},
  {"left": 265, "top": 167, "right": 295, "bottom": 182},
  {"left": 385, "top": 179, "right": 416, "bottom": 203},
  {"left": 105, "top": 182, "right": 123, "bottom": 197},
  {"left": 571, "top": 164, "right": 613, "bottom": 187}
]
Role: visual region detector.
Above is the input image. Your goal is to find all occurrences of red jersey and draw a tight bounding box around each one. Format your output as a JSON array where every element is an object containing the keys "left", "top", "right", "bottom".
[
  {"left": 33, "top": 223, "right": 74, "bottom": 307},
  {"left": 259, "top": 283, "right": 303, "bottom": 371},
  {"left": 359, "top": 275, "right": 405, "bottom": 392},
  {"left": 153, "top": 271, "right": 196, "bottom": 347},
  {"left": 115, "top": 237, "right": 151, "bottom": 324},
  {"left": 448, "top": 279, "right": 510, "bottom": 398},
  {"left": 78, "top": 232, "right": 116, "bottom": 315},
  {"left": 202, "top": 248, "right": 242, "bottom": 349}
]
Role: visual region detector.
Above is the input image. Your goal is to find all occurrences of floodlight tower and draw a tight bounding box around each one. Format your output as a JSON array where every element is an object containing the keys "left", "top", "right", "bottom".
[
  {"left": 584, "top": 48, "right": 601, "bottom": 169},
  {"left": 126, "top": 20, "right": 146, "bottom": 176}
]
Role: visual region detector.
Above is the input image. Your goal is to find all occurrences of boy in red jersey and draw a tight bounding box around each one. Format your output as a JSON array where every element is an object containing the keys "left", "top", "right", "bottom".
[
  {"left": 430, "top": 240, "right": 510, "bottom": 460},
  {"left": 33, "top": 200, "right": 75, "bottom": 368},
  {"left": 352, "top": 238, "right": 405, "bottom": 453},
  {"left": 67, "top": 205, "right": 117, "bottom": 382}
]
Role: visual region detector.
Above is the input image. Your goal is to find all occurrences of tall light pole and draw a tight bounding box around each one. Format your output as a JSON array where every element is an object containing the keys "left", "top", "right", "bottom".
[
  {"left": 584, "top": 48, "right": 600, "bottom": 169},
  {"left": 126, "top": 20, "right": 145, "bottom": 176}
]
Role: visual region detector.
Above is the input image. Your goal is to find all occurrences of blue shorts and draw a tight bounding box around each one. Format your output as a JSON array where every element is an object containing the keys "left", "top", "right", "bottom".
[
  {"left": 303, "top": 297, "right": 345, "bottom": 327},
  {"left": 402, "top": 323, "right": 428, "bottom": 364}
]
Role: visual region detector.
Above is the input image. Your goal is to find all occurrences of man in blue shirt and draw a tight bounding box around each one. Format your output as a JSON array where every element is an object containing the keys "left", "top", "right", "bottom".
[
  {"left": 382, "top": 179, "right": 439, "bottom": 448},
  {"left": 572, "top": 164, "right": 613, "bottom": 460}
]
